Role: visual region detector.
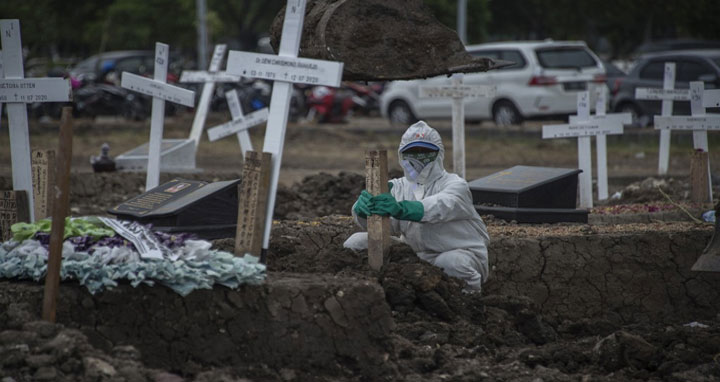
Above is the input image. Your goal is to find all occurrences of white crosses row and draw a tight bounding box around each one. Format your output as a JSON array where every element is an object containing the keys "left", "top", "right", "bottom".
[
  {"left": 543, "top": 89, "right": 631, "bottom": 207},
  {"left": 226, "top": 0, "right": 344, "bottom": 252},
  {"left": 1, "top": 19, "right": 72, "bottom": 222},
  {"left": 418, "top": 73, "right": 496, "bottom": 179},
  {"left": 121, "top": 42, "right": 196, "bottom": 190}
]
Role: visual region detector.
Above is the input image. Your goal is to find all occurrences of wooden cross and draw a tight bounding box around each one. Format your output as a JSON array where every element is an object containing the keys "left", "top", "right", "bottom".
[
  {"left": 121, "top": 42, "right": 196, "bottom": 190},
  {"left": 226, "top": 0, "right": 344, "bottom": 256},
  {"left": 653, "top": 81, "right": 720, "bottom": 202},
  {"left": 634, "top": 63, "right": 690, "bottom": 175},
  {"left": 1, "top": 19, "right": 72, "bottom": 221},
  {"left": 543, "top": 91, "right": 627, "bottom": 208},
  {"left": 206, "top": 89, "right": 268, "bottom": 158},
  {"left": 179, "top": 44, "right": 243, "bottom": 146},
  {"left": 419, "top": 73, "right": 496, "bottom": 178},
  {"left": 569, "top": 87, "right": 631, "bottom": 200}
]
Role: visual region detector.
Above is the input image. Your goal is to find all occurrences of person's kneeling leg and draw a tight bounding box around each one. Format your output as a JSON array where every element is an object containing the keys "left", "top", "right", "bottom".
[
  {"left": 432, "top": 249, "right": 484, "bottom": 292},
  {"left": 343, "top": 232, "right": 369, "bottom": 251}
]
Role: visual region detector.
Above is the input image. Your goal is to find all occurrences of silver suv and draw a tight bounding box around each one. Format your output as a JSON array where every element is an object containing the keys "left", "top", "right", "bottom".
[{"left": 380, "top": 40, "right": 607, "bottom": 126}]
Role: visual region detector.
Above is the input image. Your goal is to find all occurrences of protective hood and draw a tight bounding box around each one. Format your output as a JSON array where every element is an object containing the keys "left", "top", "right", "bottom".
[{"left": 398, "top": 121, "right": 446, "bottom": 185}]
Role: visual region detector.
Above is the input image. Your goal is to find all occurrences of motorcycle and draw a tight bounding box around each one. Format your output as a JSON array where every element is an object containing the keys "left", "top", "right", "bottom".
[
  {"left": 72, "top": 73, "right": 147, "bottom": 121},
  {"left": 305, "top": 85, "right": 365, "bottom": 123}
]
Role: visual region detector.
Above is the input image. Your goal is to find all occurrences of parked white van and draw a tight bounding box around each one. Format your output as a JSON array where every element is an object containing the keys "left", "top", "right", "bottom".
[{"left": 380, "top": 40, "right": 607, "bottom": 126}]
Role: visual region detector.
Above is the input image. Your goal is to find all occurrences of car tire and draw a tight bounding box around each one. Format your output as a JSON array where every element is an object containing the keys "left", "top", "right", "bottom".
[
  {"left": 616, "top": 102, "right": 647, "bottom": 127},
  {"left": 388, "top": 100, "right": 417, "bottom": 127},
  {"left": 493, "top": 100, "right": 522, "bottom": 126}
]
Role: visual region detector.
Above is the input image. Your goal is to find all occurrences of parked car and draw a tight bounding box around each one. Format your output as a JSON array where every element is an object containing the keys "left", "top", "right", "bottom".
[
  {"left": 379, "top": 40, "right": 607, "bottom": 126},
  {"left": 609, "top": 49, "right": 720, "bottom": 126}
]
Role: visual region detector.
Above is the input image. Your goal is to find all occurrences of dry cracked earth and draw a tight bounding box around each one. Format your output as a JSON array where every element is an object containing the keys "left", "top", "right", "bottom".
[{"left": 1, "top": 172, "right": 720, "bottom": 381}]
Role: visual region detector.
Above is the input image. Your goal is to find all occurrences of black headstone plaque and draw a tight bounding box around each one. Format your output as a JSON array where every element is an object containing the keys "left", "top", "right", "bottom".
[
  {"left": 469, "top": 166, "right": 581, "bottom": 209},
  {"left": 108, "top": 178, "right": 241, "bottom": 239},
  {"left": 469, "top": 166, "right": 587, "bottom": 224}
]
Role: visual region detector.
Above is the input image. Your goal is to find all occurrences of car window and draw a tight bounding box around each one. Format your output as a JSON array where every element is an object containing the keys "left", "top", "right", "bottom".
[
  {"left": 677, "top": 60, "right": 715, "bottom": 82},
  {"left": 639, "top": 61, "right": 665, "bottom": 80},
  {"left": 714, "top": 58, "right": 720, "bottom": 68},
  {"left": 470, "top": 49, "right": 526, "bottom": 70},
  {"left": 535, "top": 47, "right": 598, "bottom": 69},
  {"left": 73, "top": 57, "right": 99, "bottom": 72}
]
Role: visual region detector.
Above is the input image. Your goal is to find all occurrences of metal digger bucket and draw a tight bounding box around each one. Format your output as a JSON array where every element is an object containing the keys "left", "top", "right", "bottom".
[{"left": 692, "top": 205, "right": 720, "bottom": 272}]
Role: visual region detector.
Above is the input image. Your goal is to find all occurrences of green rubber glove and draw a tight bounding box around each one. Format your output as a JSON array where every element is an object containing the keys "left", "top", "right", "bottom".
[
  {"left": 353, "top": 190, "right": 374, "bottom": 218},
  {"left": 370, "top": 184, "right": 424, "bottom": 222}
]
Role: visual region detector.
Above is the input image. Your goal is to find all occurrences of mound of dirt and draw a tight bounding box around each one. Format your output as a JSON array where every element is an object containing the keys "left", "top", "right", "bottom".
[
  {"left": 0, "top": 305, "right": 246, "bottom": 382},
  {"left": 274, "top": 172, "right": 364, "bottom": 220}
]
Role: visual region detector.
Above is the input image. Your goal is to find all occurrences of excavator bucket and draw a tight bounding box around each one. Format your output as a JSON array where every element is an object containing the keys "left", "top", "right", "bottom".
[
  {"left": 692, "top": 204, "right": 720, "bottom": 272},
  {"left": 269, "top": 0, "right": 511, "bottom": 81}
]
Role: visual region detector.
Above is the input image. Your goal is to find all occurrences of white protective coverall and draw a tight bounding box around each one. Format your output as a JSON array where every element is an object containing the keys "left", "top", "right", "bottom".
[{"left": 344, "top": 121, "right": 490, "bottom": 291}]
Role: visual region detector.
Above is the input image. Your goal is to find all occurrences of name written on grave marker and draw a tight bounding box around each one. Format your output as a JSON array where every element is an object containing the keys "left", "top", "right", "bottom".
[
  {"left": 110, "top": 179, "right": 207, "bottom": 217},
  {"left": 31, "top": 150, "right": 55, "bottom": 220},
  {"left": 0, "top": 78, "right": 72, "bottom": 103},
  {"left": 634, "top": 88, "right": 690, "bottom": 101},
  {"left": 227, "top": 51, "right": 343, "bottom": 87},
  {"left": 654, "top": 115, "right": 720, "bottom": 131},
  {"left": 0, "top": 190, "right": 30, "bottom": 242},
  {"left": 542, "top": 121, "right": 623, "bottom": 139},
  {"left": 419, "top": 85, "right": 496, "bottom": 99},
  {"left": 120, "top": 73, "right": 195, "bottom": 107}
]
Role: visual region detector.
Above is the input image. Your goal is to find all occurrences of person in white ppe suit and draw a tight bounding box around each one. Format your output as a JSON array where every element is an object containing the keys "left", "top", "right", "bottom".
[{"left": 344, "top": 120, "right": 490, "bottom": 292}]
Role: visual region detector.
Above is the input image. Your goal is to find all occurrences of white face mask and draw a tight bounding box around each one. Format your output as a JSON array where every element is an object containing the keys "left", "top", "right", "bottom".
[{"left": 401, "top": 158, "right": 424, "bottom": 181}]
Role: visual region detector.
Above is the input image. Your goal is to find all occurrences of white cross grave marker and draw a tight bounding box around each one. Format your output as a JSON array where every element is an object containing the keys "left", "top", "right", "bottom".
[
  {"left": 226, "top": 0, "right": 343, "bottom": 255},
  {"left": 121, "top": 42, "right": 195, "bottom": 190},
  {"left": 179, "top": 44, "right": 243, "bottom": 146},
  {"left": 543, "top": 91, "right": 627, "bottom": 208},
  {"left": 206, "top": 89, "right": 268, "bottom": 157},
  {"left": 569, "top": 87, "right": 631, "bottom": 200},
  {"left": 1, "top": 20, "right": 72, "bottom": 222},
  {"left": 635, "top": 63, "right": 690, "bottom": 175},
  {"left": 419, "top": 73, "right": 496, "bottom": 178},
  {"left": 654, "top": 81, "right": 720, "bottom": 201}
]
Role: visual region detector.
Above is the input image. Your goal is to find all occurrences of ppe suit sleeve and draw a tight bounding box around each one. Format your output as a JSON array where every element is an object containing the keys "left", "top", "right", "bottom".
[
  {"left": 419, "top": 179, "right": 478, "bottom": 224},
  {"left": 351, "top": 200, "right": 368, "bottom": 230}
]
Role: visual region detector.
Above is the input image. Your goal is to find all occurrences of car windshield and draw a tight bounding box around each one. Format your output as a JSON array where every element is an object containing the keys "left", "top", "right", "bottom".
[{"left": 535, "top": 47, "right": 597, "bottom": 69}]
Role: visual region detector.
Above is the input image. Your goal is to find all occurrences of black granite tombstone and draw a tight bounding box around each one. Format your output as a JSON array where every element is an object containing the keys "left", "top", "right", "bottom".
[
  {"left": 468, "top": 166, "right": 588, "bottom": 223},
  {"left": 108, "top": 178, "right": 241, "bottom": 239}
]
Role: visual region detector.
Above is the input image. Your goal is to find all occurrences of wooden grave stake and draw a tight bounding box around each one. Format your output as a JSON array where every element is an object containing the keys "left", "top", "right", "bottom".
[
  {"left": 0, "top": 190, "right": 30, "bottom": 242},
  {"left": 42, "top": 107, "right": 73, "bottom": 322},
  {"left": 234, "top": 151, "right": 272, "bottom": 260},
  {"left": 419, "top": 73, "right": 496, "bottom": 178},
  {"left": 120, "top": 42, "right": 195, "bottom": 190},
  {"left": 1, "top": 19, "right": 72, "bottom": 221},
  {"left": 654, "top": 81, "right": 720, "bottom": 202},
  {"left": 226, "top": 0, "right": 344, "bottom": 255},
  {"left": 366, "top": 150, "right": 390, "bottom": 270},
  {"left": 179, "top": 44, "right": 244, "bottom": 147},
  {"left": 206, "top": 89, "right": 268, "bottom": 158},
  {"left": 690, "top": 150, "right": 711, "bottom": 204},
  {"left": 31, "top": 149, "right": 56, "bottom": 219},
  {"left": 635, "top": 63, "right": 689, "bottom": 175}
]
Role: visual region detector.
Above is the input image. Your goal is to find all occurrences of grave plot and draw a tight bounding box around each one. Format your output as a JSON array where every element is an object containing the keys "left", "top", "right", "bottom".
[{"left": 1, "top": 171, "right": 720, "bottom": 381}]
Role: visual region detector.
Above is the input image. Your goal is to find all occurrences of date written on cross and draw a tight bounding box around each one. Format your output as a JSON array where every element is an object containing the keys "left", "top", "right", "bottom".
[
  {"left": 542, "top": 121, "right": 623, "bottom": 139},
  {"left": 227, "top": 52, "right": 343, "bottom": 87},
  {"left": 120, "top": 73, "right": 194, "bottom": 107},
  {"left": 0, "top": 78, "right": 72, "bottom": 102}
]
